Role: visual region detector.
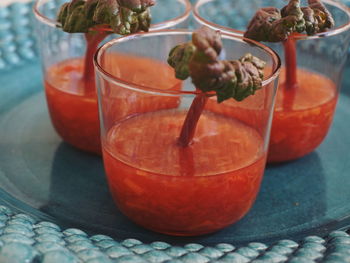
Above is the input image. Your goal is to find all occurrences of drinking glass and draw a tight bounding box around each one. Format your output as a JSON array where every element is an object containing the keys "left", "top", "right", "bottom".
[
  {"left": 194, "top": 0, "right": 350, "bottom": 162},
  {"left": 33, "top": 0, "right": 191, "bottom": 154},
  {"left": 94, "top": 29, "right": 281, "bottom": 235}
]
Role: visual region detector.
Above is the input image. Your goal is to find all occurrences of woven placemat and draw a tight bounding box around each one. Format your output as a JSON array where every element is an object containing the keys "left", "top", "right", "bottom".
[
  {"left": 0, "top": 205, "right": 350, "bottom": 263},
  {"left": 1, "top": 1, "right": 350, "bottom": 262}
]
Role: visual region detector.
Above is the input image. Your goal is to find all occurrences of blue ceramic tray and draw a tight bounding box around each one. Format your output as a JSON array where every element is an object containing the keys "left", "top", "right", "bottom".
[{"left": 1, "top": 1, "right": 350, "bottom": 263}]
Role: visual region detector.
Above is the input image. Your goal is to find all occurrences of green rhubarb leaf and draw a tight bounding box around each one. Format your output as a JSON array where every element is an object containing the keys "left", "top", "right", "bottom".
[
  {"left": 245, "top": 0, "right": 304, "bottom": 42},
  {"left": 191, "top": 26, "right": 222, "bottom": 62},
  {"left": 57, "top": 0, "right": 93, "bottom": 33},
  {"left": 118, "top": 0, "right": 155, "bottom": 12},
  {"left": 301, "top": 0, "right": 335, "bottom": 35},
  {"left": 167, "top": 27, "right": 266, "bottom": 103},
  {"left": 244, "top": 7, "right": 283, "bottom": 42},
  {"left": 136, "top": 8, "right": 152, "bottom": 32},
  {"left": 280, "top": 0, "right": 305, "bottom": 33},
  {"left": 57, "top": 0, "right": 155, "bottom": 34},
  {"left": 244, "top": 0, "right": 334, "bottom": 42},
  {"left": 167, "top": 43, "right": 196, "bottom": 80}
]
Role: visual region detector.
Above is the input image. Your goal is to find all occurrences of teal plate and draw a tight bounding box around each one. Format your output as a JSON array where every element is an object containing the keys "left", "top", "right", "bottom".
[{"left": 1, "top": 1, "right": 350, "bottom": 263}]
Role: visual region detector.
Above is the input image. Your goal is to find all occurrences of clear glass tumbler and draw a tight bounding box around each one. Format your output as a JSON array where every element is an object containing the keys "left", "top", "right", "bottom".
[
  {"left": 94, "top": 29, "right": 281, "bottom": 236},
  {"left": 194, "top": 0, "right": 350, "bottom": 162},
  {"left": 33, "top": 0, "right": 191, "bottom": 154}
]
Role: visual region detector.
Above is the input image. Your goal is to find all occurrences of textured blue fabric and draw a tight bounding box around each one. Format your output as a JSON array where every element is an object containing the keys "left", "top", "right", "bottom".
[
  {"left": 1, "top": 205, "right": 350, "bottom": 262},
  {"left": 1, "top": 1, "right": 350, "bottom": 262}
]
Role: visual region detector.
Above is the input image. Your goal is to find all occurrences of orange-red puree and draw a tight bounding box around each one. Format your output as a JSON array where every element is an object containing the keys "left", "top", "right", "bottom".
[
  {"left": 103, "top": 110, "right": 266, "bottom": 235},
  {"left": 45, "top": 54, "right": 180, "bottom": 154},
  {"left": 268, "top": 68, "right": 337, "bottom": 162}
]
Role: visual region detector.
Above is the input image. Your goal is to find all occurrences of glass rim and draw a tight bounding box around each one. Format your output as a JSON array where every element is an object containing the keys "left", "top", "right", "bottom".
[
  {"left": 193, "top": 0, "right": 350, "bottom": 41},
  {"left": 33, "top": 0, "right": 192, "bottom": 32},
  {"left": 94, "top": 29, "right": 281, "bottom": 96}
]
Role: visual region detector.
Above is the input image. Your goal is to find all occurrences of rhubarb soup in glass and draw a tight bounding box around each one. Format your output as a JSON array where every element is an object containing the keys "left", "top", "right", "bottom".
[{"left": 94, "top": 29, "right": 281, "bottom": 235}]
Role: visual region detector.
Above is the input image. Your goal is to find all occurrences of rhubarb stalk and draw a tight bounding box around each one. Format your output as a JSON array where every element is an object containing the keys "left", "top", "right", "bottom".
[
  {"left": 168, "top": 27, "right": 266, "bottom": 147},
  {"left": 83, "top": 32, "right": 108, "bottom": 92},
  {"left": 283, "top": 36, "right": 298, "bottom": 90},
  {"left": 178, "top": 93, "right": 208, "bottom": 147},
  {"left": 56, "top": 0, "right": 155, "bottom": 91},
  {"left": 179, "top": 145, "right": 196, "bottom": 176},
  {"left": 282, "top": 36, "right": 298, "bottom": 110},
  {"left": 244, "top": 0, "right": 335, "bottom": 109}
]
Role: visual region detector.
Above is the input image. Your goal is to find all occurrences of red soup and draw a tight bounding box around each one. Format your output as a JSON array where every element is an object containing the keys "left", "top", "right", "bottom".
[
  {"left": 45, "top": 54, "right": 181, "bottom": 154},
  {"left": 268, "top": 68, "right": 337, "bottom": 162},
  {"left": 103, "top": 109, "right": 266, "bottom": 236}
]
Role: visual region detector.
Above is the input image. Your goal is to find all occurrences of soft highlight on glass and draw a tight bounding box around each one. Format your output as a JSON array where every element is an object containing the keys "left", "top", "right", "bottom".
[
  {"left": 194, "top": 0, "right": 350, "bottom": 162},
  {"left": 94, "top": 29, "right": 280, "bottom": 236},
  {"left": 33, "top": 0, "right": 191, "bottom": 154}
]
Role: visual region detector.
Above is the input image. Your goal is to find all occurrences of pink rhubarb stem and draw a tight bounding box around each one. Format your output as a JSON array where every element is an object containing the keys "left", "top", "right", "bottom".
[
  {"left": 178, "top": 92, "right": 208, "bottom": 147},
  {"left": 283, "top": 36, "right": 298, "bottom": 89},
  {"left": 83, "top": 32, "right": 108, "bottom": 92}
]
